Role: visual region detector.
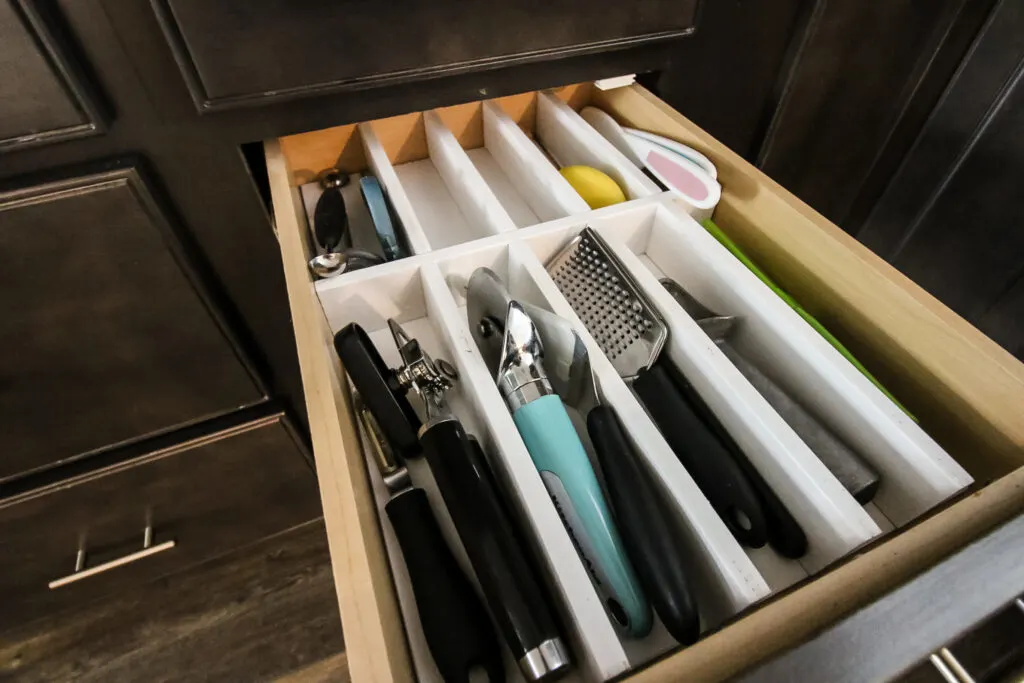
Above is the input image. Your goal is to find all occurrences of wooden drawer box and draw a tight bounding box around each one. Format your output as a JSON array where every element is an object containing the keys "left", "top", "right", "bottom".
[
  {"left": 265, "top": 83, "right": 1024, "bottom": 683},
  {"left": 0, "top": 407, "right": 320, "bottom": 635}
]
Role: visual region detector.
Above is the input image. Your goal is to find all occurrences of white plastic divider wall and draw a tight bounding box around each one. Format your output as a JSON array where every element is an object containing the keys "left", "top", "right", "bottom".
[
  {"left": 517, "top": 207, "right": 880, "bottom": 588},
  {"left": 436, "top": 236, "right": 770, "bottom": 614},
  {"left": 480, "top": 100, "right": 590, "bottom": 223},
  {"left": 359, "top": 122, "right": 433, "bottom": 256},
  {"left": 317, "top": 249, "right": 632, "bottom": 681},
  {"left": 315, "top": 234, "right": 783, "bottom": 682},
  {"left": 587, "top": 201, "right": 973, "bottom": 527},
  {"left": 434, "top": 239, "right": 771, "bottom": 658},
  {"left": 313, "top": 197, "right": 974, "bottom": 682},
  {"left": 352, "top": 298, "right": 524, "bottom": 683},
  {"left": 535, "top": 92, "right": 660, "bottom": 201}
]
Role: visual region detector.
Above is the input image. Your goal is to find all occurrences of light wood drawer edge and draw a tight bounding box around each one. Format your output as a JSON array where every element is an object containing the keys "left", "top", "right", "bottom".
[
  {"left": 266, "top": 138, "right": 413, "bottom": 683},
  {"left": 595, "top": 85, "right": 1024, "bottom": 478}
]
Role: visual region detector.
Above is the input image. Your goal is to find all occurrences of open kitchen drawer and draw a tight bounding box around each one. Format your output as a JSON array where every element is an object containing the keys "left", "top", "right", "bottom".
[{"left": 265, "top": 83, "right": 1024, "bottom": 683}]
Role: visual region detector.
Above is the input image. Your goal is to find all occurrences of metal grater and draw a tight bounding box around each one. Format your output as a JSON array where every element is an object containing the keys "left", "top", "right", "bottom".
[{"left": 547, "top": 227, "right": 667, "bottom": 380}]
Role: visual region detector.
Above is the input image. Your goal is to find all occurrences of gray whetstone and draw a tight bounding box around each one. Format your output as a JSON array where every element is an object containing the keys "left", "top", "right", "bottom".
[{"left": 715, "top": 340, "right": 880, "bottom": 504}]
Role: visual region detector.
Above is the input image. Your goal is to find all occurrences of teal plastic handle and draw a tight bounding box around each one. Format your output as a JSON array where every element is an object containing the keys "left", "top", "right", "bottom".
[{"left": 513, "top": 394, "right": 651, "bottom": 637}]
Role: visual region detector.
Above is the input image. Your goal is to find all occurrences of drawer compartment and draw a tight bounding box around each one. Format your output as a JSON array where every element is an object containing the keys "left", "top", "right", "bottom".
[
  {"left": 0, "top": 407, "right": 319, "bottom": 634},
  {"left": 267, "top": 82, "right": 1024, "bottom": 683}
]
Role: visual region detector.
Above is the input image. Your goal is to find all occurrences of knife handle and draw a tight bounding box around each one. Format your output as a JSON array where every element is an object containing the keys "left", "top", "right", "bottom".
[
  {"left": 716, "top": 341, "right": 880, "bottom": 504},
  {"left": 587, "top": 405, "right": 700, "bottom": 645},
  {"left": 634, "top": 360, "right": 769, "bottom": 548},
  {"left": 385, "top": 487, "right": 504, "bottom": 683},
  {"left": 512, "top": 394, "right": 651, "bottom": 637},
  {"left": 420, "top": 418, "right": 568, "bottom": 678},
  {"left": 658, "top": 358, "right": 808, "bottom": 559}
]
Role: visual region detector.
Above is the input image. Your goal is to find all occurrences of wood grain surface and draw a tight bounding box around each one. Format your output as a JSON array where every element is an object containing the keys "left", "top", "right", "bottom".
[
  {"left": 0, "top": 410, "right": 320, "bottom": 636},
  {"left": 0, "top": 520, "right": 346, "bottom": 683},
  {"left": 266, "top": 138, "right": 413, "bottom": 683}
]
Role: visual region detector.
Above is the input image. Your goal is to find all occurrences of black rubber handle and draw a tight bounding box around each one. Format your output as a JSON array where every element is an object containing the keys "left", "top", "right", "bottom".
[
  {"left": 386, "top": 487, "right": 504, "bottom": 683},
  {"left": 659, "top": 360, "right": 809, "bottom": 559},
  {"left": 587, "top": 406, "right": 700, "bottom": 644},
  {"left": 421, "top": 419, "right": 564, "bottom": 666},
  {"left": 334, "top": 323, "right": 421, "bottom": 461},
  {"left": 633, "top": 360, "right": 768, "bottom": 548},
  {"left": 313, "top": 185, "right": 348, "bottom": 252}
]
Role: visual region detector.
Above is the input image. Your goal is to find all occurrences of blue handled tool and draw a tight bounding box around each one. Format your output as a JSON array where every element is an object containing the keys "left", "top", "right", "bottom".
[{"left": 467, "top": 271, "right": 650, "bottom": 637}]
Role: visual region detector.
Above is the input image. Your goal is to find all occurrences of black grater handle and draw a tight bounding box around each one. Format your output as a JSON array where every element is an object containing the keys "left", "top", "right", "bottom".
[
  {"left": 633, "top": 360, "right": 769, "bottom": 548},
  {"left": 659, "top": 358, "right": 809, "bottom": 559}
]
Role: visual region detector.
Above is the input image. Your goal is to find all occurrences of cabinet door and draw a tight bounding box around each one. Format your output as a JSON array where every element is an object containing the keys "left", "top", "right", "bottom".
[
  {"left": 0, "top": 0, "right": 105, "bottom": 150},
  {"left": 0, "top": 164, "right": 263, "bottom": 480},
  {"left": 0, "top": 409, "right": 319, "bottom": 633},
  {"left": 152, "top": 0, "right": 698, "bottom": 111}
]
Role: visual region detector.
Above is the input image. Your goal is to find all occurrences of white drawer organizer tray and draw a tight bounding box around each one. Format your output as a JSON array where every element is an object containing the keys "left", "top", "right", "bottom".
[{"left": 300, "top": 91, "right": 972, "bottom": 683}]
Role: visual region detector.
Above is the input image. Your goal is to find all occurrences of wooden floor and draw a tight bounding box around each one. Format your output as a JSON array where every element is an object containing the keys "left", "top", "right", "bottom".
[{"left": 0, "top": 520, "right": 348, "bottom": 682}]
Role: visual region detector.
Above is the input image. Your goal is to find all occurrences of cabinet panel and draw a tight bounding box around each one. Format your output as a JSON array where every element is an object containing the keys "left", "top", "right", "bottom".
[
  {"left": 152, "top": 0, "right": 697, "bottom": 111},
  {"left": 0, "top": 165, "right": 263, "bottom": 480},
  {"left": 0, "top": 0, "right": 105, "bottom": 150},
  {"left": 0, "top": 409, "right": 319, "bottom": 634}
]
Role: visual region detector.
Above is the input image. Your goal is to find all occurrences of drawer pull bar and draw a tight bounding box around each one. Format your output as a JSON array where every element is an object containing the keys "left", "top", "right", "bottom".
[{"left": 49, "top": 527, "right": 175, "bottom": 589}]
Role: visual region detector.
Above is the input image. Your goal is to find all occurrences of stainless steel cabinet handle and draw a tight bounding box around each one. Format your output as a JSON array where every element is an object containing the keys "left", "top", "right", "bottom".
[
  {"left": 48, "top": 525, "right": 175, "bottom": 589},
  {"left": 929, "top": 648, "right": 976, "bottom": 683}
]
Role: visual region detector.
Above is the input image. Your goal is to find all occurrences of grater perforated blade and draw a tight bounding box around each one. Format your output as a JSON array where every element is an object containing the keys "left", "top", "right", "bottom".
[{"left": 547, "top": 227, "right": 667, "bottom": 380}]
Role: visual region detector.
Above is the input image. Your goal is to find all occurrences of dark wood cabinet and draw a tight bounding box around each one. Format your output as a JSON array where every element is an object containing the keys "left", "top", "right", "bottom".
[
  {"left": 152, "top": 0, "right": 698, "bottom": 111},
  {"left": 0, "top": 0, "right": 105, "bottom": 151},
  {"left": 0, "top": 164, "right": 264, "bottom": 481},
  {"left": 0, "top": 407, "right": 318, "bottom": 635}
]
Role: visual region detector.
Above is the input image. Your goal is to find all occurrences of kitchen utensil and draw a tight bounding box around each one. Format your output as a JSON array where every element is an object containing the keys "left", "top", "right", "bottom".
[
  {"left": 335, "top": 321, "right": 570, "bottom": 681},
  {"left": 307, "top": 169, "right": 385, "bottom": 278},
  {"left": 660, "top": 278, "right": 881, "bottom": 504},
  {"left": 462, "top": 268, "right": 699, "bottom": 643},
  {"left": 312, "top": 168, "right": 349, "bottom": 252},
  {"left": 546, "top": 227, "right": 770, "bottom": 548},
  {"left": 635, "top": 143, "right": 721, "bottom": 220},
  {"left": 700, "top": 218, "right": 914, "bottom": 420},
  {"left": 579, "top": 107, "right": 720, "bottom": 220},
  {"left": 558, "top": 165, "right": 626, "bottom": 209},
  {"left": 351, "top": 387, "right": 503, "bottom": 683},
  {"left": 621, "top": 127, "right": 718, "bottom": 180},
  {"left": 360, "top": 176, "right": 407, "bottom": 261},
  {"left": 465, "top": 274, "right": 650, "bottom": 637}
]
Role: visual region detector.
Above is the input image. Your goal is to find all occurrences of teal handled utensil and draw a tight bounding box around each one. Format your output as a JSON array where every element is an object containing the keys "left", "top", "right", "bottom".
[{"left": 466, "top": 271, "right": 651, "bottom": 638}]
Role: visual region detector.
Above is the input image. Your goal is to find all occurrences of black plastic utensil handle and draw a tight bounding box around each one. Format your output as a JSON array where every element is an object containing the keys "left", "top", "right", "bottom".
[
  {"left": 660, "top": 359, "right": 809, "bottom": 559},
  {"left": 386, "top": 487, "right": 504, "bottom": 683},
  {"left": 334, "top": 323, "right": 421, "bottom": 461},
  {"left": 313, "top": 185, "right": 349, "bottom": 252},
  {"left": 587, "top": 406, "right": 700, "bottom": 645},
  {"left": 421, "top": 418, "right": 564, "bottom": 667},
  {"left": 633, "top": 360, "right": 768, "bottom": 548}
]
